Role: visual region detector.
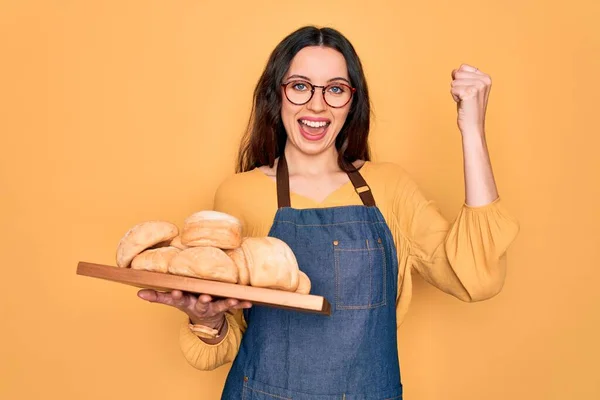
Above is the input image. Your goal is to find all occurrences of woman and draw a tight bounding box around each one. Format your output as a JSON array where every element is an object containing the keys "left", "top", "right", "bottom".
[{"left": 138, "top": 25, "right": 519, "bottom": 399}]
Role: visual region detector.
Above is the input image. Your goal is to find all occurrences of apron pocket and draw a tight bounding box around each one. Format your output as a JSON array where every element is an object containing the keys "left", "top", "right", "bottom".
[
  {"left": 242, "top": 377, "right": 293, "bottom": 400},
  {"left": 333, "top": 238, "right": 386, "bottom": 310}
]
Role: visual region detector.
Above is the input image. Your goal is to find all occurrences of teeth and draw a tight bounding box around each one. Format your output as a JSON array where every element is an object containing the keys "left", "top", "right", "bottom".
[{"left": 300, "top": 120, "right": 328, "bottom": 128}]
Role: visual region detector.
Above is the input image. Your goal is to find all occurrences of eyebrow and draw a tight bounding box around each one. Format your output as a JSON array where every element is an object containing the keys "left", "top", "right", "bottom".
[{"left": 286, "top": 74, "right": 351, "bottom": 85}]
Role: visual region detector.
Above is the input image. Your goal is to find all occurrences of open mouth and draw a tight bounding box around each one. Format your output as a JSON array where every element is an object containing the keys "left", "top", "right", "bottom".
[{"left": 298, "top": 119, "right": 331, "bottom": 140}]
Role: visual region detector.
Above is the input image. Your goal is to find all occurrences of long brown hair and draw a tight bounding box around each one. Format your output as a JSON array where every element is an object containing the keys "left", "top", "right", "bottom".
[{"left": 236, "top": 26, "right": 372, "bottom": 173}]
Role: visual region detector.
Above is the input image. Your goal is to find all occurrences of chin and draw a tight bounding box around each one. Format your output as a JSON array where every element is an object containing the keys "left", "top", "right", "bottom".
[{"left": 289, "top": 133, "right": 336, "bottom": 156}]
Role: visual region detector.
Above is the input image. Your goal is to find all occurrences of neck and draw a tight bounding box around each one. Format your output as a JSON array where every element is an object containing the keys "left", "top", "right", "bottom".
[{"left": 283, "top": 141, "right": 340, "bottom": 177}]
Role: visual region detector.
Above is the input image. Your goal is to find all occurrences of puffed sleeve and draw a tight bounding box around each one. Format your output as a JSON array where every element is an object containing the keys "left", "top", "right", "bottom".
[
  {"left": 394, "top": 171, "right": 520, "bottom": 302},
  {"left": 178, "top": 310, "right": 247, "bottom": 371}
]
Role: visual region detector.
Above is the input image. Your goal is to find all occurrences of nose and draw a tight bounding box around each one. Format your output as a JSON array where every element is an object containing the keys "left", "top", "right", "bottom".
[{"left": 306, "top": 88, "right": 326, "bottom": 113}]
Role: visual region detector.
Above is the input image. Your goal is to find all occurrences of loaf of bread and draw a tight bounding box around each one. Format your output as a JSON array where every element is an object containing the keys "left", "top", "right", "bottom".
[
  {"left": 114, "top": 213, "right": 312, "bottom": 294},
  {"left": 116, "top": 221, "right": 178, "bottom": 268},
  {"left": 131, "top": 246, "right": 181, "bottom": 273},
  {"left": 168, "top": 246, "right": 238, "bottom": 283},
  {"left": 296, "top": 270, "right": 311, "bottom": 294},
  {"left": 169, "top": 235, "right": 189, "bottom": 250},
  {"left": 241, "top": 237, "right": 299, "bottom": 292},
  {"left": 181, "top": 211, "right": 242, "bottom": 249},
  {"left": 225, "top": 246, "right": 250, "bottom": 285}
]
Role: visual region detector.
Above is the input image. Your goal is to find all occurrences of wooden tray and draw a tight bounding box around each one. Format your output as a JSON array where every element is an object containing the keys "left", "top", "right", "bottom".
[{"left": 77, "top": 262, "right": 331, "bottom": 316}]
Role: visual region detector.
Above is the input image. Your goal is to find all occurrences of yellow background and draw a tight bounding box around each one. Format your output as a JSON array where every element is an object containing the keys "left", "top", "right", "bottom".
[{"left": 1, "top": 1, "right": 599, "bottom": 399}]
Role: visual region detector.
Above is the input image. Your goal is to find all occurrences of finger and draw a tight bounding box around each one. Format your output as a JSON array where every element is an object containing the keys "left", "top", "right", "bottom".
[
  {"left": 162, "top": 290, "right": 192, "bottom": 308},
  {"left": 451, "top": 79, "right": 487, "bottom": 89},
  {"left": 138, "top": 289, "right": 158, "bottom": 302},
  {"left": 171, "top": 290, "right": 183, "bottom": 299},
  {"left": 233, "top": 301, "right": 253, "bottom": 309},
  {"left": 452, "top": 71, "right": 484, "bottom": 81},
  {"left": 154, "top": 291, "right": 178, "bottom": 306},
  {"left": 179, "top": 292, "right": 200, "bottom": 309},
  {"left": 459, "top": 63, "right": 479, "bottom": 73},
  {"left": 451, "top": 85, "right": 476, "bottom": 95},
  {"left": 450, "top": 89, "right": 461, "bottom": 103},
  {"left": 451, "top": 86, "right": 478, "bottom": 100},
  {"left": 211, "top": 298, "right": 239, "bottom": 314},
  {"left": 138, "top": 289, "right": 171, "bottom": 304},
  {"left": 194, "top": 294, "right": 212, "bottom": 313},
  {"left": 145, "top": 290, "right": 190, "bottom": 309},
  {"left": 453, "top": 64, "right": 486, "bottom": 77},
  {"left": 170, "top": 290, "right": 196, "bottom": 308},
  {"left": 197, "top": 294, "right": 213, "bottom": 304},
  {"left": 451, "top": 85, "right": 486, "bottom": 101}
]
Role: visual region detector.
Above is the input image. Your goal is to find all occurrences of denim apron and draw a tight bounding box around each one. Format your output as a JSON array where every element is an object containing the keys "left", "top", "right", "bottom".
[{"left": 221, "top": 153, "right": 402, "bottom": 400}]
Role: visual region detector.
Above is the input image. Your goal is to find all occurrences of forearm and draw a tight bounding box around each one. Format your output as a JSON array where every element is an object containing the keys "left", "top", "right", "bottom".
[{"left": 461, "top": 132, "right": 499, "bottom": 207}]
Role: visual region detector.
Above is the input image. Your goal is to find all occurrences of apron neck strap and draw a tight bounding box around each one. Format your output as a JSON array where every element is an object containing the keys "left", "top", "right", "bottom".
[
  {"left": 276, "top": 152, "right": 376, "bottom": 209},
  {"left": 276, "top": 152, "right": 292, "bottom": 208}
]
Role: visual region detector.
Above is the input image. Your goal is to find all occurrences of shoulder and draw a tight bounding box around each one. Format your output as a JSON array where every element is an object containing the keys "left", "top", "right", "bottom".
[
  {"left": 213, "top": 167, "right": 276, "bottom": 209},
  {"left": 214, "top": 168, "right": 266, "bottom": 198},
  {"left": 213, "top": 169, "right": 268, "bottom": 211},
  {"left": 362, "top": 160, "right": 415, "bottom": 188},
  {"left": 363, "top": 160, "right": 405, "bottom": 174},
  {"left": 213, "top": 168, "right": 277, "bottom": 237},
  {"left": 363, "top": 160, "right": 428, "bottom": 215}
]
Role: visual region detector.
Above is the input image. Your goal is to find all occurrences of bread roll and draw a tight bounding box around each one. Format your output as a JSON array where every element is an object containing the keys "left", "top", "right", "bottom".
[
  {"left": 181, "top": 211, "right": 242, "bottom": 249},
  {"left": 116, "top": 221, "right": 178, "bottom": 268},
  {"left": 131, "top": 246, "right": 180, "bottom": 273},
  {"left": 149, "top": 240, "right": 171, "bottom": 249},
  {"left": 169, "top": 235, "right": 189, "bottom": 250},
  {"left": 225, "top": 245, "right": 250, "bottom": 285},
  {"left": 242, "top": 237, "right": 299, "bottom": 291},
  {"left": 168, "top": 247, "right": 238, "bottom": 283},
  {"left": 295, "top": 270, "right": 311, "bottom": 294}
]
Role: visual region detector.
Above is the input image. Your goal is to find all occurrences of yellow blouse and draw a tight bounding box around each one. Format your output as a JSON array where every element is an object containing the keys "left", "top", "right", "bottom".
[{"left": 179, "top": 161, "right": 520, "bottom": 370}]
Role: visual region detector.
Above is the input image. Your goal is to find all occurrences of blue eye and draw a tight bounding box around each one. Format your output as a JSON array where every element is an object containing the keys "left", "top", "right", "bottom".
[
  {"left": 293, "top": 83, "right": 308, "bottom": 91},
  {"left": 328, "top": 85, "right": 345, "bottom": 95}
]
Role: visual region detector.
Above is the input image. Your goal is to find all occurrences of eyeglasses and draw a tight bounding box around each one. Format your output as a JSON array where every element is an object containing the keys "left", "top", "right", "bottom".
[{"left": 281, "top": 80, "right": 356, "bottom": 108}]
